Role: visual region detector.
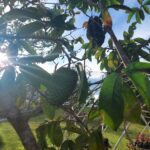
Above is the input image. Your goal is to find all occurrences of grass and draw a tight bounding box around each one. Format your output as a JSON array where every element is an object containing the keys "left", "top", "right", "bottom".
[
  {"left": 0, "top": 115, "right": 149, "bottom": 150},
  {"left": 103, "top": 123, "right": 150, "bottom": 149}
]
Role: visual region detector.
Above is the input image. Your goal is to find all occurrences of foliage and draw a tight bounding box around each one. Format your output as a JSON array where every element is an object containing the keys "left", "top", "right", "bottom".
[{"left": 0, "top": 0, "right": 149, "bottom": 150}]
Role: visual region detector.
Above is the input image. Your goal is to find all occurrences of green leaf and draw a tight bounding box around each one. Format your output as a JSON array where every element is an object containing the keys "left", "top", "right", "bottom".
[
  {"left": 41, "top": 98, "right": 56, "bottom": 119},
  {"left": 144, "top": 0, "right": 150, "bottom": 5},
  {"left": 88, "top": 110, "right": 101, "bottom": 121},
  {"left": 50, "top": 14, "right": 67, "bottom": 28},
  {"left": 139, "top": 9, "right": 145, "bottom": 20},
  {"left": 127, "top": 72, "right": 150, "bottom": 111},
  {"left": 17, "top": 21, "right": 44, "bottom": 36},
  {"left": 108, "top": 39, "right": 113, "bottom": 49},
  {"left": 125, "top": 62, "right": 150, "bottom": 73},
  {"left": 20, "top": 65, "right": 78, "bottom": 105},
  {"left": 0, "top": 8, "right": 41, "bottom": 24},
  {"left": 89, "top": 130, "right": 104, "bottom": 150},
  {"left": 18, "top": 56, "right": 44, "bottom": 64},
  {"left": 61, "top": 39, "right": 74, "bottom": 51},
  {"left": 76, "top": 63, "right": 89, "bottom": 104},
  {"left": 61, "top": 140, "right": 76, "bottom": 150},
  {"left": 19, "top": 64, "right": 51, "bottom": 88},
  {"left": 143, "top": 5, "right": 150, "bottom": 14},
  {"left": 137, "top": 0, "right": 143, "bottom": 4},
  {"left": 48, "top": 122, "right": 63, "bottom": 147},
  {"left": 75, "top": 134, "right": 89, "bottom": 150},
  {"left": 122, "top": 83, "right": 141, "bottom": 123},
  {"left": 136, "top": 10, "right": 141, "bottom": 23},
  {"left": 128, "top": 22, "right": 136, "bottom": 38},
  {"left": 36, "top": 123, "right": 48, "bottom": 149},
  {"left": 19, "top": 41, "right": 36, "bottom": 55},
  {"left": 65, "top": 17, "right": 76, "bottom": 30},
  {"left": 99, "top": 73, "right": 124, "bottom": 130},
  {"left": 65, "top": 121, "right": 86, "bottom": 135},
  {"left": 138, "top": 50, "right": 150, "bottom": 61},
  {"left": 134, "top": 37, "right": 145, "bottom": 44},
  {"left": 44, "top": 43, "right": 62, "bottom": 61},
  {"left": 127, "top": 12, "right": 134, "bottom": 23}
]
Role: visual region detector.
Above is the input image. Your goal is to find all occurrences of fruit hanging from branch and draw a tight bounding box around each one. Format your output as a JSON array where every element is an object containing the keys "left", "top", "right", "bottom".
[
  {"left": 102, "top": 9, "right": 112, "bottom": 28},
  {"left": 84, "top": 16, "right": 106, "bottom": 48}
]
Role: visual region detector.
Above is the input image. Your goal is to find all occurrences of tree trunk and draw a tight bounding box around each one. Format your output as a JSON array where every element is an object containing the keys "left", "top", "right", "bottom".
[
  {"left": 7, "top": 115, "right": 40, "bottom": 150},
  {"left": 0, "top": 86, "right": 40, "bottom": 150}
]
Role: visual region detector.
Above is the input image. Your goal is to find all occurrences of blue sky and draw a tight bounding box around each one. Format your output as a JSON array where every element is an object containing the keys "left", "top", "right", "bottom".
[
  {"left": 41, "top": 0, "right": 150, "bottom": 78},
  {"left": 73, "top": 0, "right": 150, "bottom": 77}
]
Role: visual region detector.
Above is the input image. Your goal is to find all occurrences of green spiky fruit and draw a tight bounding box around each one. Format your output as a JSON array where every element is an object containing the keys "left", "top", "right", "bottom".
[{"left": 46, "top": 67, "right": 78, "bottom": 105}]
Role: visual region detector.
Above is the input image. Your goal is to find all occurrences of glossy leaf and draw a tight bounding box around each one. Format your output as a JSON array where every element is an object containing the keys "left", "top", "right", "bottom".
[
  {"left": 88, "top": 110, "right": 101, "bottom": 121},
  {"left": 47, "top": 122, "right": 63, "bottom": 147},
  {"left": 76, "top": 63, "right": 89, "bottom": 104},
  {"left": 89, "top": 130, "right": 104, "bottom": 150},
  {"left": 61, "top": 140, "right": 76, "bottom": 150},
  {"left": 126, "top": 72, "right": 150, "bottom": 110},
  {"left": 36, "top": 123, "right": 48, "bottom": 149},
  {"left": 99, "top": 73, "right": 124, "bottom": 130},
  {"left": 125, "top": 62, "right": 150, "bottom": 73},
  {"left": 122, "top": 83, "right": 141, "bottom": 123}
]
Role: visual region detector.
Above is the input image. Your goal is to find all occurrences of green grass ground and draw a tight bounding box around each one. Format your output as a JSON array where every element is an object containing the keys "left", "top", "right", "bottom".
[{"left": 0, "top": 115, "right": 149, "bottom": 150}]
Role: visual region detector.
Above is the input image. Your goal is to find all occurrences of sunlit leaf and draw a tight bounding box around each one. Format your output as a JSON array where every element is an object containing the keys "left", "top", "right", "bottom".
[
  {"left": 126, "top": 72, "right": 150, "bottom": 111},
  {"left": 20, "top": 65, "right": 78, "bottom": 105},
  {"left": 89, "top": 130, "right": 104, "bottom": 150},
  {"left": 127, "top": 12, "right": 134, "bottom": 23},
  {"left": 99, "top": 73, "right": 124, "bottom": 130},
  {"left": 122, "top": 83, "right": 141, "bottom": 123},
  {"left": 125, "top": 62, "right": 150, "bottom": 73}
]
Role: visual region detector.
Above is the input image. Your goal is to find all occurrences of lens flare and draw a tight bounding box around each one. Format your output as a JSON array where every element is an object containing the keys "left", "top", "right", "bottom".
[{"left": 0, "top": 53, "right": 9, "bottom": 68}]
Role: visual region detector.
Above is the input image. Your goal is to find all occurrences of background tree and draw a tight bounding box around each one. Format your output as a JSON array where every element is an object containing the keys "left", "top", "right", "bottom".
[{"left": 0, "top": 0, "right": 149, "bottom": 150}]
